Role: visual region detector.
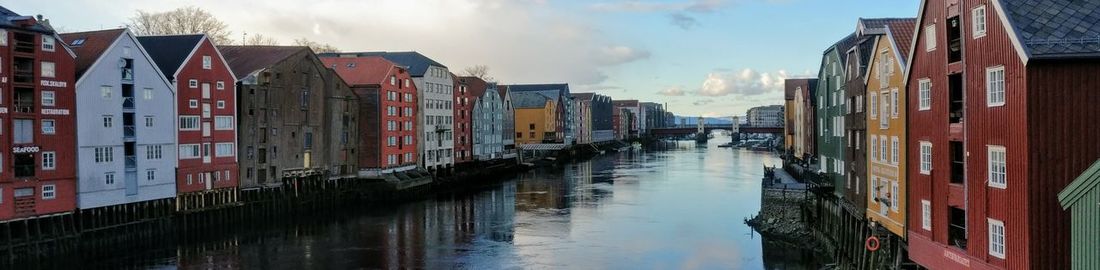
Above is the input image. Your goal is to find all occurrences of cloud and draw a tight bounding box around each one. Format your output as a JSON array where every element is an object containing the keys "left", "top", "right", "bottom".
[
  {"left": 668, "top": 13, "right": 699, "bottom": 30},
  {"left": 693, "top": 99, "right": 714, "bottom": 106},
  {"left": 696, "top": 68, "right": 789, "bottom": 97},
  {"left": 657, "top": 87, "right": 687, "bottom": 96},
  {"left": 594, "top": 45, "right": 652, "bottom": 66},
  {"left": 589, "top": 0, "right": 727, "bottom": 29}
]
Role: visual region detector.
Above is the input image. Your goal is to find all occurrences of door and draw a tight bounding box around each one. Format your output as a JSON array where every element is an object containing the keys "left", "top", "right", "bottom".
[
  {"left": 125, "top": 172, "right": 138, "bottom": 196},
  {"left": 202, "top": 143, "right": 211, "bottom": 164},
  {"left": 303, "top": 151, "right": 311, "bottom": 168},
  {"left": 202, "top": 83, "right": 211, "bottom": 99},
  {"left": 202, "top": 122, "right": 211, "bottom": 137},
  {"left": 204, "top": 172, "right": 213, "bottom": 190}
]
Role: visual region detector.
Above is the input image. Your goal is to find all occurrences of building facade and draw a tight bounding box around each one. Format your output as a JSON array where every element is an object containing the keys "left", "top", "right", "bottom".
[
  {"left": 572, "top": 93, "right": 593, "bottom": 144},
  {"left": 320, "top": 56, "right": 414, "bottom": 178},
  {"left": 0, "top": 11, "right": 78, "bottom": 220},
  {"left": 452, "top": 74, "right": 474, "bottom": 164},
  {"left": 863, "top": 19, "right": 915, "bottom": 240},
  {"left": 222, "top": 46, "right": 356, "bottom": 188},
  {"left": 613, "top": 100, "right": 640, "bottom": 139},
  {"left": 328, "top": 52, "right": 453, "bottom": 173},
  {"left": 61, "top": 29, "right": 177, "bottom": 209},
  {"left": 747, "top": 105, "right": 784, "bottom": 127},
  {"left": 512, "top": 92, "right": 555, "bottom": 145},
  {"left": 137, "top": 34, "right": 239, "bottom": 196},
  {"left": 508, "top": 84, "right": 572, "bottom": 144},
  {"left": 463, "top": 77, "right": 504, "bottom": 161},
  {"left": 1058, "top": 159, "right": 1100, "bottom": 270},
  {"left": 906, "top": 1, "right": 1100, "bottom": 269},
  {"left": 785, "top": 78, "right": 817, "bottom": 163},
  {"left": 816, "top": 33, "right": 855, "bottom": 199},
  {"left": 498, "top": 85, "right": 515, "bottom": 150}
]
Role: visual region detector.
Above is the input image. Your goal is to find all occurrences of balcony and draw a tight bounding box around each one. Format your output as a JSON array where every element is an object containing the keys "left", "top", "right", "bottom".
[
  {"left": 14, "top": 88, "right": 35, "bottom": 113},
  {"left": 13, "top": 32, "right": 34, "bottom": 53},
  {"left": 124, "top": 125, "right": 136, "bottom": 139},
  {"left": 123, "top": 97, "right": 136, "bottom": 111},
  {"left": 14, "top": 57, "right": 34, "bottom": 84}
]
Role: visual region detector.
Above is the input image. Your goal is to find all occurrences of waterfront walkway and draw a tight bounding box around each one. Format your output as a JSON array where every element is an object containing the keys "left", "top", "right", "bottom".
[{"left": 766, "top": 167, "right": 807, "bottom": 190}]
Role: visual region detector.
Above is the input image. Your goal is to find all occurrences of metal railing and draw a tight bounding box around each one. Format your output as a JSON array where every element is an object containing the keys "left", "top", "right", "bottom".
[
  {"left": 124, "top": 125, "right": 136, "bottom": 138},
  {"left": 123, "top": 97, "right": 136, "bottom": 110},
  {"left": 125, "top": 156, "right": 137, "bottom": 170},
  {"left": 13, "top": 99, "right": 34, "bottom": 113}
]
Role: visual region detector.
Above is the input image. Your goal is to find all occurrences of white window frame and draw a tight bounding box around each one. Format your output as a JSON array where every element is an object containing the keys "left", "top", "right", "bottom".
[
  {"left": 202, "top": 55, "right": 212, "bottom": 69},
  {"left": 179, "top": 116, "right": 201, "bottom": 131},
  {"left": 189, "top": 99, "right": 199, "bottom": 108},
  {"left": 988, "top": 218, "right": 1006, "bottom": 259},
  {"left": 891, "top": 136, "right": 899, "bottom": 165},
  {"left": 41, "top": 184, "right": 55, "bottom": 200},
  {"left": 42, "top": 36, "right": 56, "bottom": 52},
  {"left": 41, "top": 61, "right": 56, "bottom": 78},
  {"left": 869, "top": 92, "right": 878, "bottom": 119},
  {"left": 920, "top": 141, "right": 933, "bottom": 175},
  {"left": 179, "top": 144, "right": 201, "bottom": 159},
  {"left": 42, "top": 91, "right": 55, "bottom": 106},
  {"left": 870, "top": 134, "right": 878, "bottom": 162},
  {"left": 925, "top": 24, "right": 937, "bottom": 52},
  {"left": 215, "top": 143, "right": 234, "bottom": 157},
  {"left": 214, "top": 116, "right": 234, "bottom": 130},
  {"left": 921, "top": 200, "right": 932, "bottom": 231},
  {"left": 988, "top": 145, "right": 1007, "bottom": 189},
  {"left": 147, "top": 169, "right": 156, "bottom": 181},
  {"left": 102, "top": 115, "right": 113, "bottom": 128},
  {"left": 217, "top": 100, "right": 226, "bottom": 109},
  {"left": 919, "top": 79, "right": 932, "bottom": 110},
  {"left": 890, "top": 89, "right": 899, "bottom": 118},
  {"left": 891, "top": 181, "right": 899, "bottom": 212},
  {"left": 880, "top": 136, "right": 888, "bottom": 162},
  {"left": 986, "top": 66, "right": 1006, "bottom": 107},
  {"left": 972, "top": 5, "right": 987, "bottom": 38},
  {"left": 105, "top": 173, "right": 115, "bottom": 185},
  {"left": 42, "top": 151, "right": 56, "bottom": 170},
  {"left": 101, "top": 86, "right": 113, "bottom": 99},
  {"left": 41, "top": 119, "right": 55, "bottom": 135},
  {"left": 189, "top": 79, "right": 198, "bottom": 88},
  {"left": 217, "top": 81, "right": 225, "bottom": 90}
]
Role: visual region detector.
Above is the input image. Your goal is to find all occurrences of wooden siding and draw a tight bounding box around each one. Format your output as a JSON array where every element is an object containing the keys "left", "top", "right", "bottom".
[
  {"left": 866, "top": 35, "right": 908, "bottom": 238},
  {"left": 1067, "top": 183, "right": 1100, "bottom": 270},
  {"left": 1025, "top": 60, "right": 1100, "bottom": 270},
  {"left": 845, "top": 43, "right": 869, "bottom": 214},
  {"left": 817, "top": 47, "right": 847, "bottom": 193}
]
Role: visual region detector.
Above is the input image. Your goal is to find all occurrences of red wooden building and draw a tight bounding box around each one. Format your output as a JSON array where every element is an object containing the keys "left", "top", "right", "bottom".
[
  {"left": 137, "top": 34, "right": 239, "bottom": 198},
  {"left": 905, "top": 1, "right": 1100, "bottom": 269},
  {"left": 453, "top": 73, "right": 475, "bottom": 164},
  {"left": 0, "top": 10, "right": 78, "bottom": 220},
  {"left": 321, "top": 56, "right": 418, "bottom": 177}
]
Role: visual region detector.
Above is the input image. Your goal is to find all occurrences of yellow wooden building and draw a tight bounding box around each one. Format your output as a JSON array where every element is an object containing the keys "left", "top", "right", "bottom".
[
  {"left": 865, "top": 22, "right": 914, "bottom": 238},
  {"left": 512, "top": 92, "right": 558, "bottom": 145}
]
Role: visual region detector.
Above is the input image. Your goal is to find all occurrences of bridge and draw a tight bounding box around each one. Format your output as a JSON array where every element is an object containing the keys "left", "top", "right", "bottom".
[{"left": 649, "top": 124, "right": 784, "bottom": 137}]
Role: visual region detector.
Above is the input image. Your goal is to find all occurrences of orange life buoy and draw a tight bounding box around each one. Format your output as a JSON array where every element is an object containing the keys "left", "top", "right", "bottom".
[{"left": 866, "top": 236, "right": 881, "bottom": 252}]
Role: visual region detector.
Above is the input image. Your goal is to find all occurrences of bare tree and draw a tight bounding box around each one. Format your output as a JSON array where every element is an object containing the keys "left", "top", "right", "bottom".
[
  {"left": 128, "top": 6, "right": 233, "bottom": 45},
  {"left": 293, "top": 38, "right": 340, "bottom": 54},
  {"left": 463, "top": 65, "right": 494, "bottom": 82},
  {"left": 242, "top": 33, "right": 280, "bottom": 46}
]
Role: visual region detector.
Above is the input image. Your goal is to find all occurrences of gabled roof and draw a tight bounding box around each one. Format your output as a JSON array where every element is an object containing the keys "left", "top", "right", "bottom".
[
  {"left": 218, "top": 46, "right": 309, "bottom": 80},
  {"left": 512, "top": 91, "right": 552, "bottom": 109},
  {"left": 497, "top": 84, "right": 509, "bottom": 99},
  {"left": 320, "top": 56, "right": 401, "bottom": 87},
  {"left": 1059, "top": 158, "right": 1100, "bottom": 209},
  {"left": 571, "top": 92, "right": 595, "bottom": 101},
  {"left": 999, "top": 0, "right": 1100, "bottom": 59},
  {"left": 0, "top": 6, "right": 53, "bottom": 33},
  {"left": 824, "top": 32, "right": 858, "bottom": 59},
  {"left": 136, "top": 34, "right": 204, "bottom": 81},
  {"left": 885, "top": 19, "right": 917, "bottom": 64},
  {"left": 318, "top": 51, "right": 446, "bottom": 77},
  {"left": 459, "top": 76, "right": 489, "bottom": 99},
  {"left": 508, "top": 83, "right": 570, "bottom": 94},
  {"left": 858, "top": 18, "right": 917, "bottom": 36},
  {"left": 59, "top": 28, "right": 126, "bottom": 78},
  {"left": 613, "top": 100, "right": 640, "bottom": 107}
]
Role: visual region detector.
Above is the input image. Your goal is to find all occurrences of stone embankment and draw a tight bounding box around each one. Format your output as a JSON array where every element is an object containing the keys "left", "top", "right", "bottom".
[{"left": 745, "top": 187, "right": 815, "bottom": 245}]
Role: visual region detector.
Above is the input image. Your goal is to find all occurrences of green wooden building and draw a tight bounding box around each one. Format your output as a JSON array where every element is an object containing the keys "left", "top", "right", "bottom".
[
  {"left": 815, "top": 33, "right": 856, "bottom": 197},
  {"left": 1059, "top": 159, "right": 1100, "bottom": 270}
]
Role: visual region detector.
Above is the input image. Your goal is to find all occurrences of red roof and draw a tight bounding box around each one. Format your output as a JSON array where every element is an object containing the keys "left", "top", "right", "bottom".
[
  {"left": 885, "top": 19, "right": 916, "bottom": 63},
  {"left": 459, "top": 76, "right": 489, "bottom": 99},
  {"left": 320, "top": 56, "right": 400, "bottom": 86},
  {"left": 218, "top": 46, "right": 310, "bottom": 80},
  {"left": 59, "top": 28, "right": 126, "bottom": 78}
]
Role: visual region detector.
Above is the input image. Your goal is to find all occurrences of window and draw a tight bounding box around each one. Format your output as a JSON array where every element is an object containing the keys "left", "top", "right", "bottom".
[
  {"left": 146, "top": 145, "right": 162, "bottom": 159},
  {"left": 100, "top": 86, "right": 113, "bottom": 99},
  {"left": 94, "top": 147, "right": 113, "bottom": 163},
  {"left": 304, "top": 132, "right": 313, "bottom": 149},
  {"left": 217, "top": 100, "right": 226, "bottom": 109},
  {"left": 837, "top": 160, "right": 845, "bottom": 176},
  {"left": 216, "top": 81, "right": 226, "bottom": 90},
  {"left": 0, "top": 30, "right": 5, "bottom": 46},
  {"left": 870, "top": 134, "right": 878, "bottom": 162},
  {"left": 891, "top": 181, "right": 899, "bottom": 212},
  {"left": 179, "top": 116, "right": 200, "bottom": 130},
  {"left": 41, "top": 61, "right": 55, "bottom": 78},
  {"left": 871, "top": 92, "right": 880, "bottom": 117},
  {"left": 890, "top": 89, "right": 899, "bottom": 118},
  {"left": 404, "top": 79, "right": 410, "bottom": 88},
  {"left": 202, "top": 103, "right": 211, "bottom": 118},
  {"left": 143, "top": 89, "right": 153, "bottom": 100},
  {"left": 920, "top": 141, "right": 932, "bottom": 174},
  {"left": 918, "top": 79, "right": 932, "bottom": 110},
  {"left": 390, "top": 76, "right": 396, "bottom": 85},
  {"left": 891, "top": 137, "right": 899, "bottom": 165},
  {"left": 202, "top": 55, "right": 212, "bottom": 69},
  {"left": 179, "top": 144, "right": 200, "bottom": 159},
  {"left": 922, "top": 200, "right": 932, "bottom": 231},
  {"left": 216, "top": 143, "right": 234, "bottom": 157},
  {"left": 41, "top": 91, "right": 55, "bottom": 106},
  {"left": 146, "top": 170, "right": 156, "bottom": 181},
  {"left": 145, "top": 116, "right": 154, "bottom": 127},
  {"left": 105, "top": 173, "right": 116, "bottom": 185},
  {"left": 988, "top": 218, "right": 1006, "bottom": 259},
  {"left": 215, "top": 116, "right": 233, "bottom": 130},
  {"left": 189, "top": 79, "right": 198, "bottom": 88},
  {"left": 41, "top": 184, "right": 55, "bottom": 199},
  {"left": 42, "top": 119, "right": 55, "bottom": 134},
  {"left": 972, "top": 6, "right": 987, "bottom": 38},
  {"left": 189, "top": 99, "right": 198, "bottom": 108},
  {"left": 880, "top": 136, "right": 888, "bottom": 162},
  {"left": 42, "top": 151, "right": 55, "bottom": 170},
  {"left": 986, "top": 66, "right": 1006, "bottom": 106},
  {"left": 988, "top": 145, "right": 1007, "bottom": 188},
  {"left": 925, "top": 24, "right": 937, "bottom": 51},
  {"left": 102, "top": 115, "right": 113, "bottom": 128},
  {"left": 42, "top": 36, "right": 56, "bottom": 52}
]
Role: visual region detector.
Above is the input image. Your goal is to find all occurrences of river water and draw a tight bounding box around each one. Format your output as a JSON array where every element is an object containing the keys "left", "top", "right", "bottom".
[{"left": 75, "top": 136, "right": 822, "bottom": 269}]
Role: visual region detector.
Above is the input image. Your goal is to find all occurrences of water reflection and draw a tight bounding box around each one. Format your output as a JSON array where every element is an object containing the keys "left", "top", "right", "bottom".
[{"left": 56, "top": 136, "right": 823, "bottom": 269}]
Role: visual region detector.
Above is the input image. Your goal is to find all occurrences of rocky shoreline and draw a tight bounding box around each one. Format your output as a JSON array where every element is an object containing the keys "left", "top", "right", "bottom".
[{"left": 745, "top": 188, "right": 815, "bottom": 245}]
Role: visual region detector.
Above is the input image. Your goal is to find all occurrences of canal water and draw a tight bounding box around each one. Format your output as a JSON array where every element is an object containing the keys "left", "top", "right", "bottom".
[{"left": 58, "top": 136, "right": 823, "bottom": 269}]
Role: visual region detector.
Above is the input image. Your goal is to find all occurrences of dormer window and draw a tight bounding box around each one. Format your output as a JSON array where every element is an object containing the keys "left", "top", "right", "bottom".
[{"left": 70, "top": 38, "right": 85, "bottom": 47}]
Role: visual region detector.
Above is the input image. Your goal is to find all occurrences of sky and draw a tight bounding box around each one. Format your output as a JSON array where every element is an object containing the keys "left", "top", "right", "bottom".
[{"left": 4, "top": 0, "right": 919, "bottom": 117}]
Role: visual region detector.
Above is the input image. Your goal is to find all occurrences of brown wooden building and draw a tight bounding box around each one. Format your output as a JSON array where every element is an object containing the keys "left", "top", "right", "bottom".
[
  {"left": 905, "top": 1, "right": 1100, "bottom": 269},
  {"left": 219, "top": 46, "right": 358, "bottom": 189}
]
